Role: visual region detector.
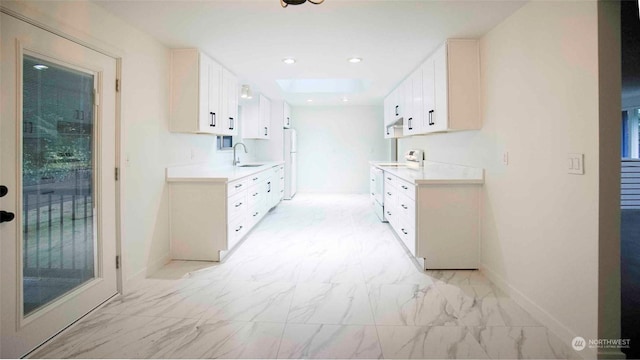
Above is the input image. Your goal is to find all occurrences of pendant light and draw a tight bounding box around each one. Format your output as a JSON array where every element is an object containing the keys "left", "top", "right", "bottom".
[{"left": 280, "top": 0, "right": 324, "bottom": 8}]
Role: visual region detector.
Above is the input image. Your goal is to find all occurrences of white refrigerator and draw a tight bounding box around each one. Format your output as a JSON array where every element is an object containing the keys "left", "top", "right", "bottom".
[{"left": 284, "top": 129, "right": 297, "bottom": 199}]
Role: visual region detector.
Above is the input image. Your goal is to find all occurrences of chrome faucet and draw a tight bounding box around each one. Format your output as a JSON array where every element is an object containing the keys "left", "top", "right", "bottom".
[{"left": 233, "top": 142, "right": 247, "bottom": 166}]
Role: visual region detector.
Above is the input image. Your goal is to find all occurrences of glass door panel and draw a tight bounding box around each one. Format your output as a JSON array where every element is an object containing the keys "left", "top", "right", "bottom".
[{"left": 22, "top": 55, "right": 96, "bottom": 316}]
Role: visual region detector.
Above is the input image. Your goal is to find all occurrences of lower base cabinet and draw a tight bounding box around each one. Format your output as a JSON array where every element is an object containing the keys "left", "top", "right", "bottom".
[
  {"left": 169, "top": 165, "right": 282, "bottom": 261},
  {"left": 378, "top": 169, "right": 481, "bottom": 270}
]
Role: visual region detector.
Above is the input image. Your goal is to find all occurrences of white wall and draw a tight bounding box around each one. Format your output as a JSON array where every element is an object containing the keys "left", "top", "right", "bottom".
[
  {"left": 3, "top": 0, "right": 261, "bottom": 287},
  {"left": 399, "top": 1, "right": 604, "bottom": 356},
  {"left": 293, "top": 105, "right": 390, "bottom": 194}
]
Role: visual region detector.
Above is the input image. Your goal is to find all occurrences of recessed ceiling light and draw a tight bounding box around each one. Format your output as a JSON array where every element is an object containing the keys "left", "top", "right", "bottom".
[
  {"left": 348, "top": 57, "right": 362, "bottom": 64},
  {"left": 342, "top": 97, "right": 349, "bottom": 102},
  {"left": 306, "top": 99, "right": 313, "bottom": 102},
  {"left": 282, "top": 58, "right": 296, "bottom": 65},
  {"left": 33, "top": 64, "right": 48, "bottom": 70}
]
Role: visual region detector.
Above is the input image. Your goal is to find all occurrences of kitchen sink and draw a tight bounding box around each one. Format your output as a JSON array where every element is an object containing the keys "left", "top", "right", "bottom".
[{"left": 237, "top": 164, "right": 263, "bottom": 168}]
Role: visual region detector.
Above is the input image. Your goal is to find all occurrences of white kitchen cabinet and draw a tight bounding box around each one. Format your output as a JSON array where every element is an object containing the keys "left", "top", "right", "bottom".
[
  {"left": 371, "top": 163, "right": 482, "bottom": 269},
  {"left": 243, "top": 94, "right": 271, "bottom": 139},
  {"left": 283, "top": 102, "right": 292, "bottom": 128},
  {"left": 384, "top": 93, "right": 403, "bottom": 139},
  {"left": 428, "top": 39, "right": 481, "bottom": 133},
  {"left": 403, "top": 68, "right": 423, "bottom": 136},
  {"left": 221, "top": 68, "right": 239, "bottom": 135},
  {"left": 170, "top": 49, "right": 225, "bottom": 134},
  {"left": 422, "top": 57, "right": 435, "bottom": 130},
  {"left": 168, "top": 164, "right": 283, "bottom": 261},
  {"left": 381, "top": 39, "right": 480, "bottom": 138}
]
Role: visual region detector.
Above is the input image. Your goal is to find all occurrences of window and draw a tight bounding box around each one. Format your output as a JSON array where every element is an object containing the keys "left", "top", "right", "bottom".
[
  {"left": 622, "top": 108, "right": 640, "bottom": 159},
  {"left": 217, "top": 135, "right": 233, "bottom": 150}
]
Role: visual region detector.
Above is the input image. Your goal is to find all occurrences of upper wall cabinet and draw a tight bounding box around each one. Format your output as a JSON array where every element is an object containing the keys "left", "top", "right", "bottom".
[
  {"left": 283, "top": 102, "right": 292, "bottom": 128},
  {"left": 403, "top": 68, "right": 424, "bottom": 136},
  {"left": 430, "top": 39, "right": 481, "bottom": 133},
  {"left": 243, "top": 94, "right": 271, "bottom": 139},
  {"left": 170, "top": 49, "right": 238, "bottom": 135},
  {"left": 382, "top": 39, "right": 480, "bottom": 138}
]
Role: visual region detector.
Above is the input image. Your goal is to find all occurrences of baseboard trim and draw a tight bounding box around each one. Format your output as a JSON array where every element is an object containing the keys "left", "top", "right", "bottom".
[
  {"left": 122, "top": 252, "right": 171, "bottom": 293},
  {"left": 480, "top": 263, "right": 596, "bottom": 360}
]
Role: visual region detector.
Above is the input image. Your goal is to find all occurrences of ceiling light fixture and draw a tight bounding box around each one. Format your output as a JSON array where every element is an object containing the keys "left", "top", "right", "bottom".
[
  {"left": 348, "top": 57, "right": 362, "bottom": 64},
  {"left": 306, "top": 99, "right": 313, "bottom": 102},
  {"left": 33, "top": 64, "right": 49, "bottom": 70},
  {"left": 282, "top": 58, "right": 296, "bottom": 65},
  {"left": 281, "top": 0, "right": 324, "bottom": 8},
  {"left": 342, "top": 97, "right": 349, "bottom": 102},
  {"left": 240, "top": 84, "right": 253, "bottom": 99}
]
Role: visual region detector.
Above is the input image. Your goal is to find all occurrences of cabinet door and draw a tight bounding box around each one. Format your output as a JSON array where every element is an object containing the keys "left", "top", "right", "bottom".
[
  {"left": 432, "top": 44, "right": 449, "bottom": 133},
  {"left": 393, "top": 86, "right": 403, "bottom": 122},
  {"left": 198, "top": 54, "right": 212, "bottom": 133},
  {"left": 261, "top": 95, "right": 271, "bottom": 139},
  {"left": 222, "top": 69, "right": 238, "bottom": 135},
  {"left": 411, "top": 69, "right": 424, "bottom": 134},
  {"left": 422, "top": 57, "right": 436, "bottom": 132},
  {"left": 207, "top": 57, "right": 222, "bottom": 133},
  {"left": 402, "top": 78, "right": 414, "bottom": 135},
  {"left": 283, "top": 102, "right": 291, "bottom": 128}
]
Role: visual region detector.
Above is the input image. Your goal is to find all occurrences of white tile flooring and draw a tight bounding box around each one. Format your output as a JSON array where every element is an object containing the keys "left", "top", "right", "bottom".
[{"left": 32, "top": 194, "right": 580, "bottom": 359}]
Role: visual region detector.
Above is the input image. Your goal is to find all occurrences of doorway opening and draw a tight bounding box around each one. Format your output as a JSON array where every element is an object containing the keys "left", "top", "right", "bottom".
[{"left": 621, "top": 1, "right": 640, "bottom": 358}]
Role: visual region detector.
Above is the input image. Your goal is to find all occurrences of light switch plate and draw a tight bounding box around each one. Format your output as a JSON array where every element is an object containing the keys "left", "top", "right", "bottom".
[{"left": 568, "top": 153, "right": 584, "bottom": 175}]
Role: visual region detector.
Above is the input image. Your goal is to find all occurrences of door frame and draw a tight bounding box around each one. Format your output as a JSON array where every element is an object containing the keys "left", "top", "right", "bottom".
[{"left": 0, "top": 0, "right": 124, "bottom": 319}]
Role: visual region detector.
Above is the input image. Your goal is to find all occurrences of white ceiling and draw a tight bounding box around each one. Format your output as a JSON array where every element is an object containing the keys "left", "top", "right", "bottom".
[{"left": 95, "top": 0, "right": 526, "bottom": 106}]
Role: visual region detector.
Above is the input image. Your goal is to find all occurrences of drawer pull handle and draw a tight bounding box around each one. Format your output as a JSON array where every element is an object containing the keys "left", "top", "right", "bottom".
[
  {"left": 371, "top": 193, "right": 375, "bottom": 196},
  {"left": 235, "top": 202, "right": 243, "bottom": 208},
  {"left": 401, "top": 204, "right": 408, "bottom": 209},
  {"left": 401, "top": 185, "right": 408, "bottom": 190},
  {"left": 235, "top": 184, "right": 243, "bottom": 189},
  {"left": 386, "top": 211, "right": 391, "bottom": 216},
  {"left": 387, "top": 192, "right": 392, "bottom": 196},
  {"left": 386, "top": 177, "right": 392, "bottom": 180},
  {"left": 401, "top": 228, "right": 408, "bottom": 235},
  {"left": 253, "top": 212, "right": 259, "bottom": 217},
  {"left": 253, "top": 192, "right": 258, "bottom": 197},
  {"left": 235, "top": 225, "right": 243, "bottom": 232}
]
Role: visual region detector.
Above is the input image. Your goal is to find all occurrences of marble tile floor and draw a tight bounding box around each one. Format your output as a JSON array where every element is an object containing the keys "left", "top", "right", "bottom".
[{"left": 32, "top": 194, "right": 581, "bottom": 359}]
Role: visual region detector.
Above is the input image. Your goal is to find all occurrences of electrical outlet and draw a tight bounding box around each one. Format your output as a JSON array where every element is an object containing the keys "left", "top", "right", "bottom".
[{"left": 568, "top": 153, "right": 584, "bottom": 175}]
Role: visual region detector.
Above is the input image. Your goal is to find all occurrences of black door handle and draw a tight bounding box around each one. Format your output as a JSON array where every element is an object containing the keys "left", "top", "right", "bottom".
[
  {"left": 0, "top": 185, "right": 7, "bottom": 197},
  {"left": 1, "top": 211, "right": 15, "bottom": 223}
]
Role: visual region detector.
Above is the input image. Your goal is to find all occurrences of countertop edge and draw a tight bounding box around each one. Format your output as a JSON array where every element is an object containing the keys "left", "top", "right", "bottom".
[
  {"left": 166, "top": 161, "right": 285, "bottom": 183},
  {"left": 370, "top": 161, "right": 485, "bottom": 185}
]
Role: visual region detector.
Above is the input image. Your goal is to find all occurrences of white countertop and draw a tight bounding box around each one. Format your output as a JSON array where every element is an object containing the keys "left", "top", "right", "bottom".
[
  {"left": 370, "top": 161, "right": 484, "bottom": 185},
  {"left": 166, "top": 161, "right": 285, "bottom": 183}
]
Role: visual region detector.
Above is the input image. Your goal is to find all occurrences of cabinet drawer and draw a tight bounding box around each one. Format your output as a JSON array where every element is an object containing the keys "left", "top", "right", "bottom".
[
  {"left": 397, "top": 178, "right": 416, "bottom": 201},
  {"left": 384, "top": 183, "right": 397, "bottom": 206},
  {"left": 228, "top": 191, "right": 247, "bottom": 220},
  {"left": 398, "top": 220, "right": 416, "bottom": 256},
  {"left": 247, "top": 183, "right": 265, "bottom": 209},
  {"left": 397, "top": 192, "right": 415, "bottom": 226},
  {"left": 228, "top": 215, "right": 247, "bottom": 250},
  {"left": 248, "top": 172, "right": 266, "bottom": 186},
  {"left": 227, "top": 179, "right": 249, "bottom": 197}
]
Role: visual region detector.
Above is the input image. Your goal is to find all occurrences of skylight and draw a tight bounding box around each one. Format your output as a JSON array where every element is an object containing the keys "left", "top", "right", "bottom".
[{"left": 276, "top": 79, "right": 369, "bottom": 94}]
